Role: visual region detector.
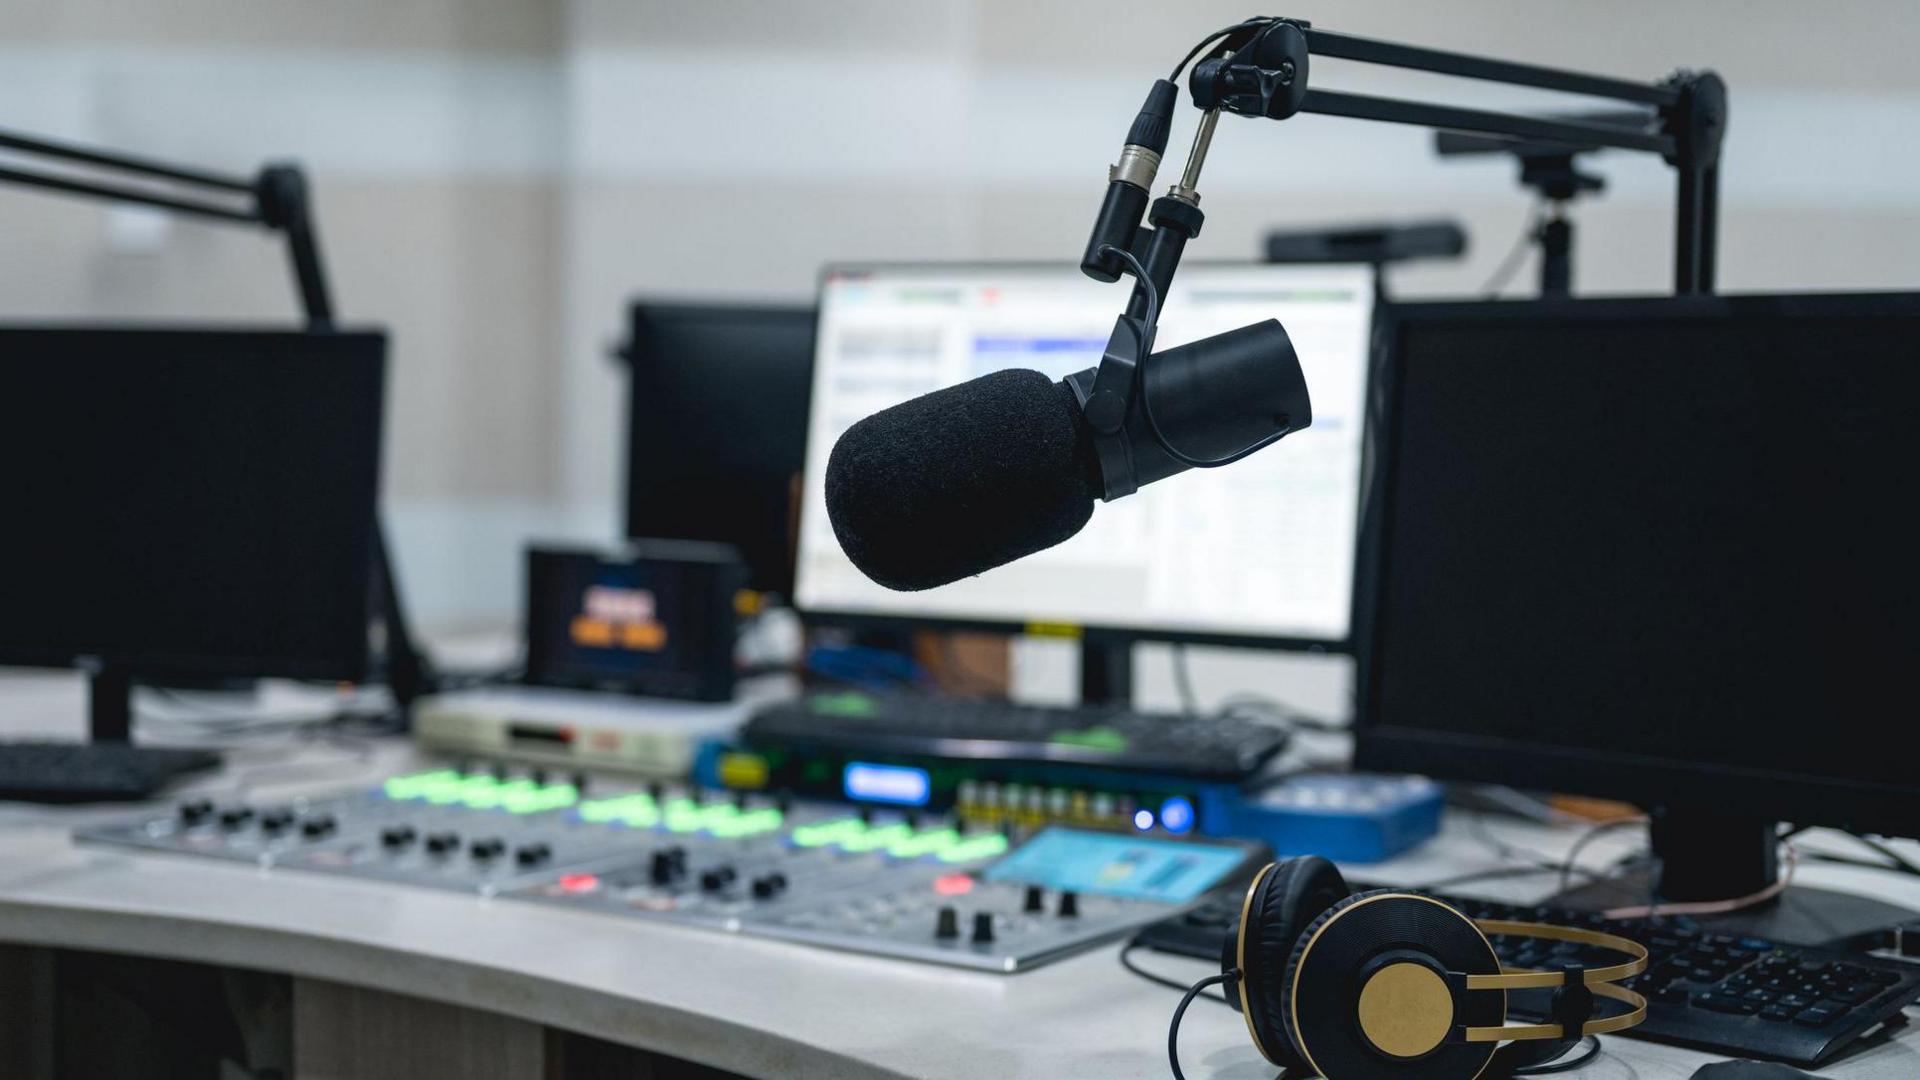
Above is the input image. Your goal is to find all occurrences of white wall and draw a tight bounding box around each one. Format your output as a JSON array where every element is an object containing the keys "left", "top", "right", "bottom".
[{"left": 4, "top": 1, "right": 1916, "bottom": 703}]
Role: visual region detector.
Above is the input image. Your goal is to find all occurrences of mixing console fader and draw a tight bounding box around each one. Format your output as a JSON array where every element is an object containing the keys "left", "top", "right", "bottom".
[{"left": 76, "top": 766, "right": 1266, "bottom": 972}]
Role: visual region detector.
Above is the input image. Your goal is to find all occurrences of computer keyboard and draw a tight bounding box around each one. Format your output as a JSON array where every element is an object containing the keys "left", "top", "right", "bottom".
[
  {"left": 742, "top": 690, "right": 1289, "bottom": 780},
  {"left": 0, "top": 741, "right": 220, "bottom": 803},
  {"left": 1134, "top": 884, "right": 1920, "bottom": 1067}
]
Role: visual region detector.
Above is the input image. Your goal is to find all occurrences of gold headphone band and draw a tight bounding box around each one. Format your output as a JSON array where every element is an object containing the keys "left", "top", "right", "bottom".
[
  {"left": 1460, "top": 920, "right": 1650, "bottom": 991},
  {"left": 1461, "top": 980, "right": 1648, "bottom": 1042},
  {"left": 1234, "top": 863, "right": 1277, "bottom": 1063}
]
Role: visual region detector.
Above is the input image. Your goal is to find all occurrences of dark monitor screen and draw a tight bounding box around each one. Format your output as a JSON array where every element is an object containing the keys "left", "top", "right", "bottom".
[
  {"left": 0, "top": 327, "right": 386, "bottom": 682},
  {"left": 1355, "top": 294, "right": 1920, "bottom": 835},
  {"left": 621, "top": 302, "right": 815, "bottom": 597}
]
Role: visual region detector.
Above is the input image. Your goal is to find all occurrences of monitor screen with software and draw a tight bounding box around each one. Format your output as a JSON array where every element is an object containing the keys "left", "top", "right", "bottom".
[{"left": 794, "top": 262, "right": 1375, "bottom": 645}]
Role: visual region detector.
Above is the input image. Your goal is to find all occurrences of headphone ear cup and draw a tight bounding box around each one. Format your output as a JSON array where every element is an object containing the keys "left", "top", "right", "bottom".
[
  {"left": 1230, "top": 857, "right": 1352, "bottom": 1071},
  {"left": 1279, "top": 887, "right": 1400, "bottom": 1064}
]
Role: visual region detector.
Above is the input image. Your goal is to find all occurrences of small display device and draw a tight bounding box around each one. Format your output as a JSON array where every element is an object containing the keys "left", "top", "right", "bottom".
[
  {"left": 523, "top": 541, "right": 746, "bottom": 701},
  {"left": 986, "top": 828, "right": 1252, "bottom": 905}
]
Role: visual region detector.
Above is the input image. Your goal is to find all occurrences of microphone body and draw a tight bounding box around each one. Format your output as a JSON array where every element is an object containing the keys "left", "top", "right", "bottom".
[
  {"left": 1067, "top": 318, "right": 1308, "bottom": 496},
  {"left": 824, "top": 321, "right": 1309, "bottom": 591}
]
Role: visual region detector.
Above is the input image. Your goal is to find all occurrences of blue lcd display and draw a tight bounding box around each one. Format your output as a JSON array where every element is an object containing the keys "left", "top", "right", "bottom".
[
  {"left": 985, "top": 828, "right": 1245, "bottom": 904},
  {"left": 843, "top": 762, "right": 931, "bottom": 807}
]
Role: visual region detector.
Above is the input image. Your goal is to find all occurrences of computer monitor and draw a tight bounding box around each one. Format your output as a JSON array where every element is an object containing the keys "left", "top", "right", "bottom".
[
  {"left": 794, "top": 262, "right": 1377, "bottom": 651},
  {"left": 0, "top": 327, "right": 386, "bottom": 734},
  {"left": 1355, "top": 294, "right": 1920, "bottom": 937},
  {"left": 621, "top": 302, "right": 816, "bottom": 596}
]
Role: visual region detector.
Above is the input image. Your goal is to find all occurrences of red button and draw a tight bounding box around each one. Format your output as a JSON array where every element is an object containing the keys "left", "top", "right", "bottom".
[
  {"left": 559, "top": 873, "right": 600, "bottom": 894},
  {"left": 934, "top": 873, "right": 974, "bottom": 896}
]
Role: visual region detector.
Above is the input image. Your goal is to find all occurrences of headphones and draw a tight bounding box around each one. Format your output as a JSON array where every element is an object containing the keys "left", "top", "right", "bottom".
[{"left": 1203, "top": 857, "right": 1648, "bottom": 1080}]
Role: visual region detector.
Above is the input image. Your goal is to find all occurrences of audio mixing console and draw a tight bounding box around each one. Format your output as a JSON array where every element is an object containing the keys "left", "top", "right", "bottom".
[{"left": 76, "top": 766, "right": 1266, "bottom": 972}]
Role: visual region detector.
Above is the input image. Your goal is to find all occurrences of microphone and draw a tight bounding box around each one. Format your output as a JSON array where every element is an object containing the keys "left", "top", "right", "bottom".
[
  {"left": 827, "top": 72, "right": 1312, "bottom": 593},
  {"left": 823, "top": 321, "right": 1310, "bottom": 591}
]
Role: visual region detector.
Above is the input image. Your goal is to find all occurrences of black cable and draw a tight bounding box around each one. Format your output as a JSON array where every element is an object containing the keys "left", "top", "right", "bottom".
[
  {"left": 1558, "top": 817, "right": 1647, "bottom": 894},
  {"left": 1169, "top": 971, "right": 1235, "bottom": 1080},
  {"left": 1169, "top": 18, "right": 1272, "bottom": 81},
  {"left": 1121, "top": 942, "right": 1232, "bottom": 1005},
  {"left": 1170, "top": 643, "right": 1200, "bottom": 719},
  {"left": 1479, "top": 202, "right": 1546, "bottom": 298},
  {"left": 1101, "top": 245, "right": 1292, "bottom": 469},
  {"left": 1510, "top": 1034, "right": 1601, "bottom": 1075},
  {"left": 1215, "top": 692, "right": 1345, "bottom": 733},
  {"left": 1803, "top": 852, "right": 1920, "bottom": 878},
  {"left": 1846, "top": 832, "right": 1920, "bottom": 878},
  {"left": 1465, "top": 807, "right": 1571, "bottom": 875}
]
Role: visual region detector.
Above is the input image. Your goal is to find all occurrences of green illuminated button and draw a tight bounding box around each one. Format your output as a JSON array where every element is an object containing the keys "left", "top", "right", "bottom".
[
  {"left": 838, "top": 822, "right": 911, "bottom": 853},
  {"left": 500, "top": 782, "right": 577, "bottom": 815},
  {"left": 708, "top": 808, "right": 784, "bottom": 839},
  {"left": 1050, "top": 726, "right": 1128, "bottom": 752},
  {"left": 382, "top": 769, "right": 460, "bottom": 801},
  {"left": 472, "top": 778, "right": 531, "bottom": 810},
  {"left": 579, "top": 794, "right": 657, "bottom": 824},
  {"left": 664, "top": 799, "right": 737, "bottom": 834},
  {"left": 938, "top": 834, "right": 1011, "bottom": 864},
  {"left": 886, "top": 827, "right": 959, "bottom": 859},
  {"left": 427, "top": 775, "right": 498, "bottom": 806},
  {"left": 807, "top": 691, "right": 877, "bottom": 718},
  {"left": 789, "top": 817, "right": 865, "bottom": 848}
]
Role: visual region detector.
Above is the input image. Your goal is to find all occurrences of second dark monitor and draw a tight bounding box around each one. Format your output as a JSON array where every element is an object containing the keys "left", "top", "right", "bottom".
[
  {"left": 619, "top": 302, "right": 815, "bottom": 597},
  {"left": 1356, "top": 293, "right": 1920, "bottom": 836},
  {"left": 0, "top": 326, "right": 386, "bottom": 685}
]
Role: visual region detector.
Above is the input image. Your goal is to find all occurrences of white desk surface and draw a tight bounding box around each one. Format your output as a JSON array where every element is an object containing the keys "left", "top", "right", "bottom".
[{"left": 4, "top": 671, "right": 1918, "bottom": 1080}]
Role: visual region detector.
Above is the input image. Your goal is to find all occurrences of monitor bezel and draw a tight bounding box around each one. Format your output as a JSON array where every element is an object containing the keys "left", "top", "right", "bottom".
[
  {"left": 1353, "top": 291, "right": 1920, "bottom": 836},
  {"left": 794, "top": 259, "right": 1379, "bottom": 653}
]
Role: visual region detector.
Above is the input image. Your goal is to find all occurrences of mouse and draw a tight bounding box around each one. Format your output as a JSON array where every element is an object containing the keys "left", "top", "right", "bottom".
[{"left": 1690, "top": 1062, "right": 1818, "bottom": 1080}]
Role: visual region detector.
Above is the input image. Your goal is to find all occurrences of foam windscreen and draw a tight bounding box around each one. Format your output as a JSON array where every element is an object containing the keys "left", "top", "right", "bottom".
[{"left": 824, "top": 368, "right": 1102, "bottom": 591}]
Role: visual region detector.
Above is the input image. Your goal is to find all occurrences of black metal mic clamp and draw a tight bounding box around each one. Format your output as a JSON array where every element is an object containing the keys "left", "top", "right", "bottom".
[{"left": 1188, "top": 18, "right": 1311, "bottom": 120}]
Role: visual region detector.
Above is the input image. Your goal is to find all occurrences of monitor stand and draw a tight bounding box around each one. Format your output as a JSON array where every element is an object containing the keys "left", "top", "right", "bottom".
[
  {"left": 1547, "top": 812, "right": 1919, "bottom": 947},
  {"left": 1080, "top": 633, "right": 1133, "bottom": 707},
  {"left": 88, "top": 664, "right": 134, "bottom": 743}
]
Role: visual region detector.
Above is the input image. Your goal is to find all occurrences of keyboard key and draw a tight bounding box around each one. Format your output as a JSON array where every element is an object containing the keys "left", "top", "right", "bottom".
[
  {"left": 1760, "top": 1005, "right": 1797, "bottom": 1022},
  {"left": 1694, "top": 992, "right": 1758, "bottom": 1015},
  {"left": 1794, "top": 1005, "right": 1842, "bottom": 1027}
]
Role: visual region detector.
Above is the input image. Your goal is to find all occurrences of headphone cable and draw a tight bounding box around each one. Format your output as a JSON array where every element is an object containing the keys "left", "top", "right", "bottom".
[
  {"left": 1169, "top": 971, "right": 1236, "bottom": 1080},
  {"left": 1121, "top": 942, "right": 1232, "bottom": 1005},
  {"left": 1510, "top": 1034, "right": 1601, "bottom": 1075}
]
